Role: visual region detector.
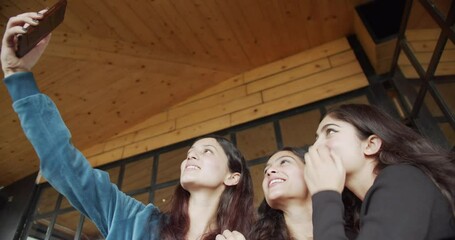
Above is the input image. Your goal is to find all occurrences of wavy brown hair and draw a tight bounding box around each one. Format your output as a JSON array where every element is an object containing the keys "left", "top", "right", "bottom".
[
  {"left": 159, "top": 135, "right": 255, "bottom": 240},
  {"left": 248, "top": 147, "right": 308, "bottom": 240},
  {"left": 327, "top": 104, "right": 455, "bottom": 227}
]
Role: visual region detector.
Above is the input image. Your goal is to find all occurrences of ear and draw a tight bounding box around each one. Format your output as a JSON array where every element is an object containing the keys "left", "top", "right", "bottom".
[
  {"left": 224, "top": 172, "right": 241, "bottom": 186},
  {"left": 363, "top": 134, "right": 382, "bottom": 156}
]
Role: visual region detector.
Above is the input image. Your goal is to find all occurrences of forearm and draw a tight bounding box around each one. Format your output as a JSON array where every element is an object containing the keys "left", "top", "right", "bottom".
[{"left": 312, "top": 191, "right": 349, "bottom": 240}]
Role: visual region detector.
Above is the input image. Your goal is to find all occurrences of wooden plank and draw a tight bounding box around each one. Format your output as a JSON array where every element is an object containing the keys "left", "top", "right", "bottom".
[
  {"left": 169, "top": 86, "right": 246, "bottom": 119},
  {"left": 329, "top": 50, "right": 356, "bottom": 67},
  {"left": 231, "top": 73, "right": 368, "bottom": 126},
  {"left": 104, "top": 133, "right": 136, "bottom": 152},
  {"left": 195, "top": 0, "right": 251, "bottom": 64},
  {"left": 113, "top": 112, "right": 168, "bottom": 137},
  {"left": 133, "top": 120, "right": 176, "bottom": 142},
  {"left": 123, "top": 115, "right": 231, "bottom": 158},
  {"left": 399, "top": 62, "right": 455, "bottom": 78},
  {"left": 263, "top": 61, "right": 363, "bottom": 102},
  {"left": 246, "top": 58, "right": 331, "bottom": 94},
  {"left": 169, "top": 0, "right": 228, "bottom": 60},
  {"left": 82, "top": 143, "right": 106, "bottom": 158},
  {"left": 398, "top": 50, "right": 455, "bottom": 65},
  {"left": 50, "top": 32, "right": 244, "bottom": 73},
  {"left": 176, "top": 93, "right": 262, "bottom": 128},
  {"left": 405, "top": 29, "right": 440, "bottom": 41},
  {"left": 79, "top": 0, "right": 138, "bottom": 42},
  {"left": 174, "top": 74, "right": 244, "bottom": 106},
  {"left": 213, "top": 0, "right": 266, "bottom": 66},
  {"left": 88, "top": 148, "right": 124, "bottom": 167},
  {"left": 44, "top": 43, "right": 235, "bottom": 78},
  {"left": 244, "top": 38, "right": 350, "bottom": 82}
]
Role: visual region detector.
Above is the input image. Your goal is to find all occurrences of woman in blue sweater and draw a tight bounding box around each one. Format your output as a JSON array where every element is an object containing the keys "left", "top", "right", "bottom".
[
  {"left": 304, "top": 104, "right": 455, "bottom": 239},
  {"left": 2, "top": 12, "right": 255, "bottom": 240}
]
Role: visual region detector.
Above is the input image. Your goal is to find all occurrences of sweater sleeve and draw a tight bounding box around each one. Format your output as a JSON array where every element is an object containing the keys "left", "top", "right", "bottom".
[
  {"left": 4, "top": 72, "right": 149, "bottom": 237},
  {"left": 311, "top": 165, "right": 439, "bottom": 240},
  {"left": 312, "top": 190, "right": 348, "bottom": 240}
]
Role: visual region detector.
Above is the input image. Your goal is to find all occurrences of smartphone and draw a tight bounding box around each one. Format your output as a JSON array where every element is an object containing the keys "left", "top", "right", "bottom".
[{"left": 15, "top": 0, "right": 67, "bottom": 58}]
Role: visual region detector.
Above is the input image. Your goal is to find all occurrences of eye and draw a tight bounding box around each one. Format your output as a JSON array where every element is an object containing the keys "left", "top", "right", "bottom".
[
  {"left": 280, "top": 159, "right": 290, "bottom": 165},
  {"left": 326, "top": 128, "right": 337, "bottom": 136},
  {"left": 203, "top": 148, "right": 213, "bottom": 154}
]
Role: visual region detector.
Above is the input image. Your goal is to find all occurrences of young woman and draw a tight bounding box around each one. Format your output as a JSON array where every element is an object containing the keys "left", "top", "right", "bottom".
[
  {"left": 217, "top": 147, "right": 313, "bottom": 240},
  {"left": 2, "top": 12, "right": 255, "bottom": 240},
  {"left": 304, "top": 104, "right": 455, "bottom": 239}
]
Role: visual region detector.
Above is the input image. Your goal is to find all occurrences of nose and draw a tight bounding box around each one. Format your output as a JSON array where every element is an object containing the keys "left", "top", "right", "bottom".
[
  {"left": 187, "top": 151, "right": 198, "bottom": 160},
  {"left": 266, "top": 168, "right": 277, "bottom": 176}
]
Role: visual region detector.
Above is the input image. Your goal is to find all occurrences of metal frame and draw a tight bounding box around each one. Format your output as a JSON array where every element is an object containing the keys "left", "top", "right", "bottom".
[{"left": 390, "top": 0, "right": 455, "bottom": 148}]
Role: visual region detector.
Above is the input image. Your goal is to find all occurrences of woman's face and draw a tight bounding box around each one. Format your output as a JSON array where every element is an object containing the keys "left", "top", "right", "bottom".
[
  {"left": 180, "top": 138, "right": 232, "bottom": 191},
  {"left": 313, "top": 115, "right": 369, "bottom": 175},
  {"left": 262, "top": 150, "right": 308, "bottom": 209}
]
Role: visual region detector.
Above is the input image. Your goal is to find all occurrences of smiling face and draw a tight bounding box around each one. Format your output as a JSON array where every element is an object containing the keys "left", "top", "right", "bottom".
[
  {"left": 313, "top": 115, "right": 370, "bottom": 175},
  {"left": 180, "top": 137, "right": 233, "bottom": 192},
  {"left": 262, "top": 150, "right": 308, "bottom": 209}
]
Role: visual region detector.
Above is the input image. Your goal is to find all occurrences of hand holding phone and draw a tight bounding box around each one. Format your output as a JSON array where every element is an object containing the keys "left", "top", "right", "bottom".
[{"left": 15, "top": 0, "right": 67, "bottom": 58}]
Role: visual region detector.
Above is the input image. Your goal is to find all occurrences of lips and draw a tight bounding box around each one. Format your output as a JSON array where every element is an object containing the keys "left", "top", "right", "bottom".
[
  {"left": 268, "top": 178, "right": 285, "bottom": 187},
  {"left": 185, "top": 164, "right": 201, "bottom": 170}
]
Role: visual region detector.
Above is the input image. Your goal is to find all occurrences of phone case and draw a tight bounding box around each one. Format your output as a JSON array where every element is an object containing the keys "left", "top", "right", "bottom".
[{"left": 15, "top": 0, "right": 67, "bottom": 58}]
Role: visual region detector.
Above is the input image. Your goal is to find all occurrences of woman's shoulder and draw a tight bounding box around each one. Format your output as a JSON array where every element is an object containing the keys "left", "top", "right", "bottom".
[{"left": 374, "top": 164, "right": 436, "bottom": 193}]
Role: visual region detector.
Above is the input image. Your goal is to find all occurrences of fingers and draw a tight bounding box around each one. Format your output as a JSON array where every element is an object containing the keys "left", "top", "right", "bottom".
[
  {"left": 6, "top": 12, "right": 44, "bottom": 29},
  {"left": 303, "top": 145, "right": 346, "bottom": 194},
  {"left": 3, "top": 11, "right": 45, "bottom": 48},
  {"left": 216, "top": 230, "right": 246, "bottom": 240}
]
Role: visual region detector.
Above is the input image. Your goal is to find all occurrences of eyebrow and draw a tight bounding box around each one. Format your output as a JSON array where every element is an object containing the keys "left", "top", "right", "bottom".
[
  {"left": 265, "top": 154, "right": 297, "bottom": 169},
  {"left": 187, "top": 144, "right": 217, "bottom": 154},
  {"left": 315, "top": 123, "right": 341, "bottom": 138}
]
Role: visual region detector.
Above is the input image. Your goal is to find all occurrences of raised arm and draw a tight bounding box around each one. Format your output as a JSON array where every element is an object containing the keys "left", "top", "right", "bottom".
[{"left": 2, "top": 12, "right": 150, "bottom": 237}]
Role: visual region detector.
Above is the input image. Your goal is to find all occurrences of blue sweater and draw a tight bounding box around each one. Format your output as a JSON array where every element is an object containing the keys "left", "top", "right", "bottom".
[{"left": 4, "top": 72, "right": 161, "bottom": 239}]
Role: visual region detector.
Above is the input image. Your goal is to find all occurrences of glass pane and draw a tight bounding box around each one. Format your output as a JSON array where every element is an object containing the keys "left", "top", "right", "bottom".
[
  {"left": 402, "top": 0, "right": 441, "bottom": 78},
  {"left": 437, "top": 79, "right": 455, "bottom": 108},
  {"left": 433, "top": 0, "right": 453, "bottom": 19},
  {"left": 154, "top": 185, "right": 178, "bottom": 212},
  {"left": 398, "top": 52, "right": 420, "bottom": 79},
  {"left": 132, "top": 192, "right": 150, "bottom": 205},
  {"left": 81, "top": 217, "right": 103, "bottom": 240},
  {"left": 27, "top": 217, "right": 51, "bottom": 240},
  {"left": 106, "top": 167, "right": 120, "bottom": 185},
  {"left": 280, "top": 109, "right": 321, "bottom": 147},
  {"left": 35, "top": 186, "right": 59, "bottom": 215},
  {"left": 60, "top": 196, "right": 72, "bottom": 210},
  {"left": 249, "top": 163, "right": 266, "bottom": 208},
  {"left": 122, "top": 157, "right": 154, "bottom": 192},
  {"left": 53, "top": 210, "right": 81, "bottom": 239},
  {"left": 236, "top": 123, "right": 277, "bottom": 161},
  {"left": 440, "top": 122, "right": 455, "bottom": 147},
  {"left": 436, "top": 39, "right": 455, "bottom": 77},
  {"left": 157, "top": 147, "right": 188, "bottom": 184}
]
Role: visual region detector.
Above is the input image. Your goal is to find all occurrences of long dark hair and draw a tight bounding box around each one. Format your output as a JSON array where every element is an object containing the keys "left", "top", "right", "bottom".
[
  {"left": 327, "top": 104, "right": 455, "bottom": 224},
  {"left": 159, "top": 135, "right": 255, "bottom": 240},
  {"left": 248, "top": 147, "right": 307, "bottom": 240}
]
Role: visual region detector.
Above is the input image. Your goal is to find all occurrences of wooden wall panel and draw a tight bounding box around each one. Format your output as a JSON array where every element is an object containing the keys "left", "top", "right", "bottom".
[{"left": 67, "top": 37, "right": 369, "bottom": 172}]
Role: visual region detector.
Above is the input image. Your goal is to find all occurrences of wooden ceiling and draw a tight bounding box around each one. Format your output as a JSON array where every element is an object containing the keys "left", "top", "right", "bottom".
[{"left": 1, "top": 0, "right": 441, "bottom": 187}]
